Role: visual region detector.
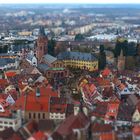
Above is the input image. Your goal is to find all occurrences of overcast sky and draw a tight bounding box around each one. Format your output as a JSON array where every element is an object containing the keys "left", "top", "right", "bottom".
[{"left": 0, "top": 0, "right": 140, "bottom": 4}]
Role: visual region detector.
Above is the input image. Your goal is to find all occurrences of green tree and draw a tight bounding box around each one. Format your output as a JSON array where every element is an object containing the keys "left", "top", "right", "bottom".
[
  {"left": 75, "top": 34, "right": 85, "bottom": 41},
  {"left": 114, "top": 38, "right": 128, "bottom": 57},
  {"left": 98, "top": 45, "right": 106, "bottom": 70},
  {"left": 48, "top": 38, "right": 56, "bottom": 56}
]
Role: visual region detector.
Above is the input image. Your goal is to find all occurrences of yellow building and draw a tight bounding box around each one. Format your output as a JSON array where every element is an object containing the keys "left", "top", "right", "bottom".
[
  {"left": 18, "top": 31, "right": 32, "bottom": 36},
  {"left": 57, "top": 51, "right": 98, "bottom": 71}
]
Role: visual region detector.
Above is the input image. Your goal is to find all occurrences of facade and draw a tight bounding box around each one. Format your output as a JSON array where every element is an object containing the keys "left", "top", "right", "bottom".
[
  {"left": 46, "top": 67, "right": 69, "bottom": 79},
  {"left": 0, "top": 115, "right": 22, "bottom": 131},
  {"left": 36, "top": 27, "right": 48, "bottom": 61},
  {"left": 49, "top": 97, "right": 67, "bottom": 120},
  {"left": 0, "top": 98, "right": 22, "bottom": 131},
  {"left": 57, "top": 51, "right": 98, "bottom": 71},
  {"left": 25, "top": 111, "right": 49, "bottom": 121},
  {"left": 38, "top": 54, "right": 69, "bottom": 79}
]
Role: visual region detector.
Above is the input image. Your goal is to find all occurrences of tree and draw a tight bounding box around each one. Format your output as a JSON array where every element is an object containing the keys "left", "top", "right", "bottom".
[
  {"left": 114, "top": 38, "right": 128, "bottom": 57},
  {"left": 98, "top": 45, "right": 106, "bottom": 70},
  {"left": 48, "top": 38, "right": 56, "bottom": 56},
  {"left": 75, "top": 34, "right": 85, "bottom": 41}
]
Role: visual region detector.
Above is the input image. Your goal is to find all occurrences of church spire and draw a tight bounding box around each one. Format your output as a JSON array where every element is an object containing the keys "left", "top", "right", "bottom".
[{"left": 39, "top": 26, "right": 46, "bottom": 36}]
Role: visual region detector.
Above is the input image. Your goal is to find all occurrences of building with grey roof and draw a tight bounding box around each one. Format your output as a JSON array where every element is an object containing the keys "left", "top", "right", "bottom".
[
  {"left": 57, "top": 51, "right": 97, "bottom": 61},
  {"left": 42, "top": 54, "right": 57, "bottom": 65},
  {"left": 57, "top": 51, "right": 98, "bottom": 71},
  {"left": 0, "top": 58, "right": 16, "bottom": 70}
]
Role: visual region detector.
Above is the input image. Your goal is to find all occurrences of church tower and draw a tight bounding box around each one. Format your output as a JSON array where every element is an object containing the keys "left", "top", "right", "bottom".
[
  {"left": 36, "top": 26, "right": 48, "bottom": 61},
  {"left": 117, "top": 49, "right": 125, "bottom": 71}
]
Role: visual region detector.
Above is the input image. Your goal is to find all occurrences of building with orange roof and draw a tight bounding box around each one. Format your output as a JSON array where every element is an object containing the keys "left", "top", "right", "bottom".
[
  {"left": 105, "top": 101, "right": 120, "bottom": 122},
  {"left": 133, "top": 125, "right": 140, "bottom": 140},
  {"left": 0, "top": 112, "right": 22, "bottom": 131},
  {"left": 4, "top": 71, "right": 17, "bottom": 79},
  {"left": 0, "top": 98, "right": 22, "bottom": 131},
  {"left": 12, "top": 84, "right": 58, "bottom": 121},
  {"left": 96, "top": 77, "right": 111, "bottom": 87},
  {"left": 27, "top": 131, "right": 48, "bottom": 140},
  {"left": 113, "top": 77, "right": 131, "bottom": 99},
  {"left": 92, "top": 123, "right": 116, "bottom": 140},
  {"left": 0, "top": 79, "right": 9, "bottom": 92},
  {"left": 53, "top": 112, "right": 90, "bottom": 140},
  {"left": 0, "top": 99, "right": 9, "bottom": 112},
  {"left": 49, "top": 97, "right": 68, "bottom": 120},
  {"left": 101, "top": 68, "right": 112, "bottom": 79}
]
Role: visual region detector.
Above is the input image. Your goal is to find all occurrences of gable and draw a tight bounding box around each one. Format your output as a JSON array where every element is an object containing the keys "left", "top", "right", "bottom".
[{"left": 6, "top": 95, "right": 15, "bottom": 105}]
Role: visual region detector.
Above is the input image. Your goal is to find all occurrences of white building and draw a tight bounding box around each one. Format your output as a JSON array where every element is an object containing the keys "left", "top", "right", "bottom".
[{"left": 0, "top": 115, "right": 22, "bottom": 131}]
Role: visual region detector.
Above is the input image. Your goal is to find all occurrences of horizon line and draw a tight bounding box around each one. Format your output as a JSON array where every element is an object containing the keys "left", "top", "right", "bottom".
[{"left": 0, "top": 3, "right": 140, "bottom": 4}]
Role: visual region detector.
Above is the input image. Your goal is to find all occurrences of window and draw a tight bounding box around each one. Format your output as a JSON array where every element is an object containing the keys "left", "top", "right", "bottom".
[
  {"left": 38, "top": 113, "right": 40, "bottom": 119},
  {"left": 43, "top": 113, "right": 45, "bottom": 119},
  {"left": 4, "top": 122, "right": 8, "bottom": 124},
  {"left": 33, "top": 113, "right": 36, "bottom": 119},
  {"left": 9, "top": 122, "right": 13, "bottom": 125},
  {"left": 29, "top": 113, "right": 31, "bottom": 119}
]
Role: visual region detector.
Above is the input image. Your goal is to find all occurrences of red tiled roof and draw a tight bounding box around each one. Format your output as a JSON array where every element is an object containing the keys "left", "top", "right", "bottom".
[
  {"left": 12, "top": 84, "right": 58, "bottom": 112},
  {"left": 0, "top": 109, "right": 12, "bottom": 117},
  {"left": 101, "top": 68, "right": 111, "bottom": 77},
  {"left": 105, "top": 102, "right": 119, "bottom": 120},
  {"left": 0, "top": 99, "right": 9, "bottom": 109},
  {"left": 0, "top": 79, "right": 9, "bottom": 90},
  {"left": 0, "top": 79, "right": 8, "bottom": 85},
  {"left": 50, "top": 97, "right": 67, "bottom": 113},
  {"left": 96, "top": 78, "right": 111, "bottom": 87},
  {"left": 11, "top": 95, "right": 26, "bottom": 111},
  {"left": 102, "top": 87, "right": 113, "bottom": 98},
  {"left": 56, "top": 113, "right": 89, "bottom": 136},
  {"left": 92, "top": 123, "right": 113, "bottom": 133},
  {"left": 5, "top": 72, "right": 17, "bottom": 77},
  {"left": 32, "top": 131, "right": 48, "bottom": 140},
  {"left": 100, "top": 133, "right": 115, "bottom": 140},
  {"left": 133, "top": 125, "right": 140, "bottom": 136},
  {"left": 92, "top": 102, "right": 108, "bottom": 118}
]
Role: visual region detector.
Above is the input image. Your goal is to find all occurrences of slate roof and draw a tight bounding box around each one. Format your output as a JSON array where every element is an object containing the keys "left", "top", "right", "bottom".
[
  {"left": 38, "top": 64, "right": 49, "bottom": 72},
  {"left": 12, "top": 45, "right": 29, "bottom": 52},
  {"left": 26, "top": 53, "right": 34, "bottom": 61},
  {"left": 117, "top": 102, "right": 134, "bottom": 121},
  {"left": 0, "top": 53, "right": 16, "bottom": 57},
  {"left": 57, "top": 51, "right": 97, "bottom": 61},
  {"left": 127, "top": 94, "right": 139, "bottom": 107},
  {"left": 0, "top": 58, "right": 15, "bottom": 67},
  {"left": 43, "top": 54, "right": 57, "bottom": 65}
]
